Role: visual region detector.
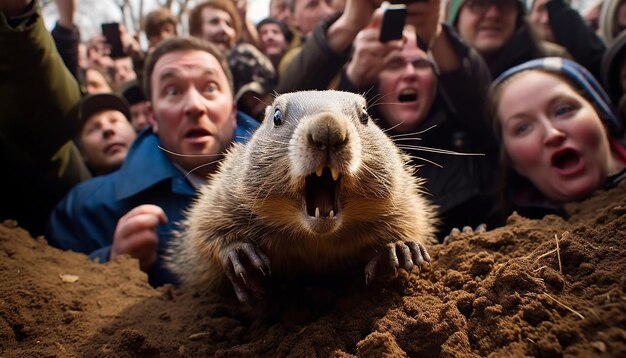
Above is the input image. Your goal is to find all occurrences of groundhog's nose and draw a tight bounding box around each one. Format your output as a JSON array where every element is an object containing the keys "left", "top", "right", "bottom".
[{"left": 308, "top": 113, "right": 348, "bottom": 151}]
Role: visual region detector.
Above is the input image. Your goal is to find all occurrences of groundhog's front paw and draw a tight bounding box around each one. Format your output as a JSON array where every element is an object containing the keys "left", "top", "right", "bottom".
[
  {"left": 221, "top": 242, "right": 271, "bottom": 304},
  {"left": 364, "top": 241, "right": 431, "bottom": 285}
]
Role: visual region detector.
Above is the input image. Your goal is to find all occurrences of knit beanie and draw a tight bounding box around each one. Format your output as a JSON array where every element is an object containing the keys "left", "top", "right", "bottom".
[
  {"left": 447, "top": 0, "right": 526, "bottom": 25},
  {"left": 491, "top": 57, "right": 624, "bottom": 137}
]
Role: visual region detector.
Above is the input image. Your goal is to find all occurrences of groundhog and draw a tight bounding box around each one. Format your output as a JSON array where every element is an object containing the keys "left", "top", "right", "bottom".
[{"left": 168, "top": 90, "right": 438, "bottom": 304}]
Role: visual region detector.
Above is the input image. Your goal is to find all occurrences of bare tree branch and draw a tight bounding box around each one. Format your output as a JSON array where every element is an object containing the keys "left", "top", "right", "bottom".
[
  {"left": 124, "top": 0, "right": 137, "bottom": 32},
  {"left": 138, "top": 0, "right": 144, "bottom": 31}
]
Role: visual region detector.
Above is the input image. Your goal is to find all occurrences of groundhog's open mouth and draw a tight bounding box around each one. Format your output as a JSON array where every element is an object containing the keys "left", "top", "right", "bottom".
[{"left": 304, "top": 167, "right": 340, "bottom": 218}]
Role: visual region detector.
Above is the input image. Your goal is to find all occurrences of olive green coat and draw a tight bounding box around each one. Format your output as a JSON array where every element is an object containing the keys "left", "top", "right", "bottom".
[{"left": 0, "top": 3, "right": 90, "bottom": 235}]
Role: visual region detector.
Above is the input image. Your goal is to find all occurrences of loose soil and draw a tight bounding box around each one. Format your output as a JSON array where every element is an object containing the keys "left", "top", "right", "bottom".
[{"left": 1, "top": 182, "right": 625, "bottom": 357}]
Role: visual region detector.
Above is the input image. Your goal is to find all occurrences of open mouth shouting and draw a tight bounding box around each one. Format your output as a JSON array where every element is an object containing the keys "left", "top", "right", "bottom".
[
  {"left": 551, "top": 148, "right": 584, "bottom": 176},
  {"left": 184, "top": 127, "right": 212, "bottom": 144},
  {"left": 398, "top": 88, "right": 418, "bottom": 103}
]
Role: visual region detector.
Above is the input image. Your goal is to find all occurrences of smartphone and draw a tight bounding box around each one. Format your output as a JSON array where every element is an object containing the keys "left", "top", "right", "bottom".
[
  {"left": 379, "top": 4, "right": 406, "bottom": 42},
  {"left": 101, "top": 22, "right": 126, "bottom": 59}
]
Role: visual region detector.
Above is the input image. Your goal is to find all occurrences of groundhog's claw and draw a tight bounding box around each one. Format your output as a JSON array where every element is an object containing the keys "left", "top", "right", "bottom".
[
  {"left": 221, "top": 242, "right": 271, "bottom": 304},
  {"left": 364, "top": 241, "right": 431, "bottom": 285}
]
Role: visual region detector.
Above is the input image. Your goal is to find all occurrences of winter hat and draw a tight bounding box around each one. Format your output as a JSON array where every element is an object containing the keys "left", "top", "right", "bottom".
[
  {"left": 79, "top": 93, "right": 131, "bottom": 126},
  {"left": 447, "top": 0, "right": 525, "bottom": 25},
  {"left": 118, "top": 79, "right": 146, "bottom": 106},
  {"left": 257, "top": 17, "right": 293, "bottom": 44},
  {"left": 491, "top": 57, "right": 624, "bottom": 137},
  {"left": 226, "top": 43, "right": 277, "bottom": 103}
]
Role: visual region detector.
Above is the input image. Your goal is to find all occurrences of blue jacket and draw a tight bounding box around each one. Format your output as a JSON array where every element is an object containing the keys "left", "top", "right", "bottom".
[{"left": 45, "top": 113, "right": 259, "bottom": 287}]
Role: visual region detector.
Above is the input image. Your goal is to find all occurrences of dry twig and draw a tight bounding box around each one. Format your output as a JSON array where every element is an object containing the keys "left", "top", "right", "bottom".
[
  {"left": 555, "top": 234, "right": 562, "bottom": 274},
  {"left": 534, "top": 248, "right": 557, "bottom": 263},
  {"left": 544, "top": 292, "right": 585, "bottom": 320}
]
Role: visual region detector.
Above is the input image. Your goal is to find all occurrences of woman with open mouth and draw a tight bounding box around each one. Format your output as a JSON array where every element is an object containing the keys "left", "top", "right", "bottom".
[
  {"left": 343, "top": 20, "right": 499, "bottom": 241},
  {"left": 488, "top": 57, "right": 626, "bottom": 224}
]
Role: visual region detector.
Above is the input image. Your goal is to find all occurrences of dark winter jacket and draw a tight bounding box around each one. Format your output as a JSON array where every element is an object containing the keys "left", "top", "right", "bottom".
[
  {"left": 602, "top": 30, "right": 626, "bottom": 105},
  {"left": 0, "top": 2, "right": 91, "bottom": 236},
  {"left": 51, "top": 21, "right": 81, "bottom": 81},
  {"left": 546, "top": 0, "right": 606, "bottom": 81},
  {"left": 275, "top": 14, "right": 347, "bottom": 93}
]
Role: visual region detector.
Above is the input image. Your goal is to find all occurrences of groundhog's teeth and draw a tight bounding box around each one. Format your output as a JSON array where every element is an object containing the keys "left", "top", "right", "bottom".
[
  {"left": 331, "top": 168, "right": 339, "bottom": 181},
  {"left": 329, "top": 210, "right": 334, "bottom": 218},
  {"left": 315, "top": 207, "right": 320, "bottom": 218},
  {"left": 316, "top": 166, "right": 323, "bottom": 177}
]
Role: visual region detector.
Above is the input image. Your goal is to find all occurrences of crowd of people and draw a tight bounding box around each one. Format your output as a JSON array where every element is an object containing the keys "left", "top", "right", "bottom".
[{"left": 1, "top": 0, "right": 625, "bottom": 288}]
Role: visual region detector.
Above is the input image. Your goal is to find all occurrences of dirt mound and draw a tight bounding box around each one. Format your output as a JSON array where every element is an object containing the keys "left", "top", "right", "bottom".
[{"left": 1, "top": 182, "right": 625, "bottom": 357}]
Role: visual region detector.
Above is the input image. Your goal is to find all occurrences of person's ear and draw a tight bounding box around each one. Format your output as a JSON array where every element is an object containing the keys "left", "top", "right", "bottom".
[
  {"left": 146, "top": 102, "right": 159, "bottom": 133},
  {"left": 230, "top": 102, "right": 237, "bottom": 125}
]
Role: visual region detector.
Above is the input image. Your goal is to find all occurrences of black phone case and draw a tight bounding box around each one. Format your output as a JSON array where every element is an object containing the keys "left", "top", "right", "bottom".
[
  {"left": 101, "top": 23, "right": 125, "bottom": 59},
  {"left": 379, "top": 6, "right": 407, "bottom": 42}
]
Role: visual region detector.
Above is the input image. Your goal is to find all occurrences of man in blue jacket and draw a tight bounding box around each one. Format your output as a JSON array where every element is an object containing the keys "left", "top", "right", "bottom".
[{"left": 46, "top": 36, "right": 260, "bottom": 287}]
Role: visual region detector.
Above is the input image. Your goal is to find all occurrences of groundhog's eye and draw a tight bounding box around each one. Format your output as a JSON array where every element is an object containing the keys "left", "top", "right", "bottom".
[
  {"left": 273, "top": 108, "right": 283, "bottom": 126},
  {"left": 359, "top": 107, "right": 369, "bottom": 124}
]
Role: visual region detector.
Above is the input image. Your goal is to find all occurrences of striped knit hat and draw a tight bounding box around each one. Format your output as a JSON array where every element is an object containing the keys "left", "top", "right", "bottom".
[{"left": 491, "top": 57, "right": 624, "bottom": 137}]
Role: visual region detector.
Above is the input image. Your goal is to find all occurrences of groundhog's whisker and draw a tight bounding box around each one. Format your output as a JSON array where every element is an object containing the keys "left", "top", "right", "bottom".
[
  {"left": 388, "top": 125, "right": 437, "bottom": 138},
  {"left": 401, "top": 154, "right": 443, "bottom": 168},
  {"left": 391, "top": 137, "right": 424, "bottom": 142},
  {"left": 252, "top": 95, "right": 270, "bottom": 107},
  {"left": 185, "top": 158, "right": 224, "bottom": 177},
  {"left": 368, "top": 101, "right": 402, "bottom": 108},
  {"left": 158, "top": 145, "right": 223, "bottom": 157},
  {"left": 366, "top": 91, "right": 394, "bottom": 109},
  {"left": 360, "top": 86, "right": 377, "bottom": 103},
  {"left": 381, "top": 121, "right": 406, "bottom": 133},
  {"left": 363, "top": 93, "right": 381, "bottom": 108},
  {"left": 396, "top": 145, "right": 485, "bottom": 156},
  {"left": 360, "top": 162, "right": 392, "bottom": 194}
]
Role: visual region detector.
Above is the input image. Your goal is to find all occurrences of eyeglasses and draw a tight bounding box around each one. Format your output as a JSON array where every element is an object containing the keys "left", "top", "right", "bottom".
[
  {"left": 465, "top": 0, "right": 519, "bottom": 16},
  {"left": 386, "top": 57, "right": 433, "bottom": 72}
]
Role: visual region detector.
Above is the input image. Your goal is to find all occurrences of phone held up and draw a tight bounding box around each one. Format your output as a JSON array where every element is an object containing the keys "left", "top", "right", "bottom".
[
  {"left": 379, "top": 4, "right": 406, "bottom": 42},
  {"left": 101, "top": 22, "right": 126, "bottom": 59}
]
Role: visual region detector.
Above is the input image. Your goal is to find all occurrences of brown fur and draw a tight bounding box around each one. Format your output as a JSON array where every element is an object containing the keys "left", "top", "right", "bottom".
[{"left": 168, "top": 90, "right": 438, "bottom": 291}]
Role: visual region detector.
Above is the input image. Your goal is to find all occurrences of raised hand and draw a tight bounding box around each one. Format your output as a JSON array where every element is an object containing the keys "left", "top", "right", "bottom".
[{"left": 111, "top": 204, "right": 167, "bottom": 271}]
